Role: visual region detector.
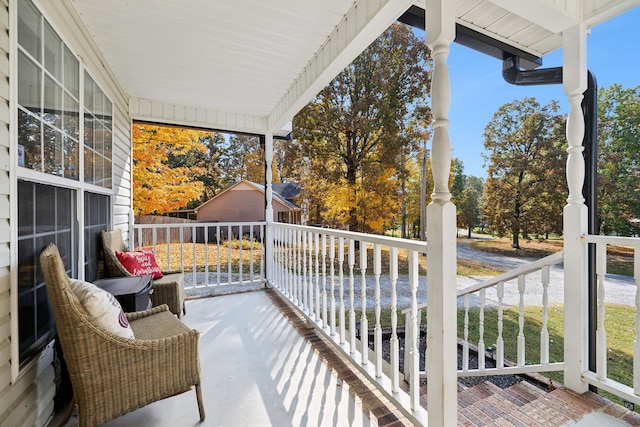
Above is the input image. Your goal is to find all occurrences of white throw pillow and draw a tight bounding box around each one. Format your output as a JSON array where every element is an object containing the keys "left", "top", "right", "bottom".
[{"left": 69, "top": 279, "right": 135, "bottom": 339}]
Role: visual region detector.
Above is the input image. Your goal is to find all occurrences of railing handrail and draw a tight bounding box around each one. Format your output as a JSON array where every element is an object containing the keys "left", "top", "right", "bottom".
[
  {"left": 583, "top": 233, "right": 640, "bottom": 248},
  {"left": 457, "top": 250, "right": 564, "bottom": 297},
  {"left": 134, "top": 221, "right": 267, "bottom": 229},
  {"left": 401, "top": 250, "right": 564, "bottom": 315},
  {"left": 272, "top": 223, "right": 428, "bottom": 253}
]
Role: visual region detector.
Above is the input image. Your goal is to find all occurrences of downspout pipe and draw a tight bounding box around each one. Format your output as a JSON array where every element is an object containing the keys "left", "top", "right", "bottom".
[{"left": 502, "top": 55, "right": 599, "bottom": 389}]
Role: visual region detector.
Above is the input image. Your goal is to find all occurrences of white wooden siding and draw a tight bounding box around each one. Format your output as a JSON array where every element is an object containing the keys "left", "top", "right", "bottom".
[{"left": 0, "top": 0, "right": 23, "bottom": 423}]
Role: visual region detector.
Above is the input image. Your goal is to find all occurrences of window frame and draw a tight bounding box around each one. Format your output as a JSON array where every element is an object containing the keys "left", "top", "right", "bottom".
[{"left": 11, "top": 0, "right": 116, "bottom": 383}]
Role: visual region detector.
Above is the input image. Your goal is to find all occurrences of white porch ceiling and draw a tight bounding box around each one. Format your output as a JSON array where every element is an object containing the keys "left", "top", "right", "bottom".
[{"left": 70, "top": 0, "right": 640, "bottom": 135}]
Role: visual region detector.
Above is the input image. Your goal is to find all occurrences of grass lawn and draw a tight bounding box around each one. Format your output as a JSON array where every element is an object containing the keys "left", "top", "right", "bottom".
[{"left": 147, "top": 240, "right": 263, "bottom": 274}]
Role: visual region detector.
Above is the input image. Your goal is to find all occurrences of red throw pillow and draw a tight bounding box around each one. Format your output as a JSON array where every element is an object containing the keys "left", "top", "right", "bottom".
[{"left": 115, "top": 248, "right": 164, "bottom": 279}]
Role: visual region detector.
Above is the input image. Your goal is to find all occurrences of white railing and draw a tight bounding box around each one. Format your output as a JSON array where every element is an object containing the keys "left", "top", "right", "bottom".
[
  {"left": 456, "top": 251, "right": 565, "bottom": 377},
  {"left": 403, "top": 251, "right": 565, "bottom": 381},
  {"left": 582, "top": 234, "right": 640, "bottom": 404},
  {"left": 270, "top": 223, "right": 429, "bottom": 425},
  {"left": 132, "top": 222, "right": 265, "bottom": 296}
]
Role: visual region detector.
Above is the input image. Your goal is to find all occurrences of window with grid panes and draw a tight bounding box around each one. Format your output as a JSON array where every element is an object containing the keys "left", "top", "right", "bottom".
[{"left": 16, "top": 0, "right": 114, "bottom": 366}]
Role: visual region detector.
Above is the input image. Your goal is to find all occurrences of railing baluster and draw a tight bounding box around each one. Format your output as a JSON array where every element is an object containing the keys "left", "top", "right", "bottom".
[
  {"left": 204, "top": 225, "right": 209, "bottom": 286},
  {"left": 239, "top": 225, "right": 244, "bottom": 285},
  {"left": 634, "top": 248, "right": 640, "bottom": 395},
  {"left": 321, "top": 234, "right": 327, "bottom": 329},
  {"left": 281, "top": 227, "right": 287, "bottom": 295},
  {"left": 315, "top": 232, "right": 320, "bottom": 322},
  {"left": 374, "top": 244, "right": 382, "bottom": 377},
  {"left": 404, "top": 308, "right": 411, "bottom": 381},
  {"left": 227, "top": 225, "right": 232, "bottom": 285},
  {"left": 330, "top": 235, "right": 336, "bottom": 336},
  {"left": 463, "top": 294, "right": 469, "bottom": 371},
  {"left": 289, "top": 227, "right": 294, "bottom": 299},
  {"left": 390, "top": 247, "right": 399, "bottom": 392},
  {"left": 302, "top": 231, "right": 308, "bottom": 311},
  {"left": 479, "top": 289, "right": 485, "bottom": 370},
  {"left": 216, "top": 225, "right": 221, "bottom": 287},
  {"left": 348, "top": 239, "right": 356, "bottom": 355},
  {"left": 308, "top": 231, "right": 314, "bottom": 316},
  {"left": 283, "top": 228, "right": 288, "bottom": 294},
  {"left": 541, "top": 265, "right": 550, "bottom": 365},
  {"left": 192, "top": 225, "right": 197, "bottom": 287},
  {"left": 161, "top": 227, "right": 166, "bottom": 271},
  {"left": 179, "top": 226, "right": 184, "bottom": 272},
  {"left": 295, "top": 231, "right": 304, "bottom": 311},
  {"left": 360, "top": 240, "right": 368, "bottom": 365},
  {"left": 136, "top": 227, "right": 142, "bottom": 250},
  {"left": 596, "top": 243, "right": 608, "bottom": 380},
  {"left": 338, "top": 237, "right": 345, "bottom": 345},
  {"left": 497, "top": 281, "right": 504, "bottom": 369},
  {"left": 517, "top": 275, "right": 526, "bottom": 367},
  {"left": 290, "top": 229, "right": 296, "bottom": 303},
  {"left": 249, "top": 225, "right": 254, "bottom": 285},
  {"left": 260, "top": 224, "right": 265, "bottom": 282},
  {"left": 408, "top": 250, "right": 419, "bottom": 411}
]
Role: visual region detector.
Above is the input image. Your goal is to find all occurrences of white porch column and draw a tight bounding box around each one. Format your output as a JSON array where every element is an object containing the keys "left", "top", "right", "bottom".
[
  {"left": 264, "top": 132, "right": 275, "bottom": 285},
  {"left": 562, "top": 24, "right": 589, "bottom": 393},
  {"left": 425, "top": 1, "right": 457, "bottom": 425}
]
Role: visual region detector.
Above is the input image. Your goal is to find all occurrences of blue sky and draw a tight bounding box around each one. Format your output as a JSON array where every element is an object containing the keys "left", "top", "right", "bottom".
[{"left": 442, "top": 6, "right": 640, "bottom": 178}]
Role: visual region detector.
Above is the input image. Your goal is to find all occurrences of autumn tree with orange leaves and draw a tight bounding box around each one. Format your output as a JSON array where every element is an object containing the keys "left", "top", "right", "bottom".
[{"left": 132, "top": 124, "right": 210, "bottom": 215}]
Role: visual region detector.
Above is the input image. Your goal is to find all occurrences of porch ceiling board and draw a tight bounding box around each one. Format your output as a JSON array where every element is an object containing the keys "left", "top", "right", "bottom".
[
  {"left": 70, "top": 0, "right": 358, "bottom": 132},
  {"left": 70, "top": 0, "right": 639, "bottom": 133}
]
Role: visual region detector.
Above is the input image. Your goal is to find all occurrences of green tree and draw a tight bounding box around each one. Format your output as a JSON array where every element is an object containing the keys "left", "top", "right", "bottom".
[
  {"left": 482, "top": 97, "right": 566, "bottom": 248},
  {"left": 219, "top": 134, "right": 280, "bottom": 187},
  {"left": 598, "top": 84, "right": 640, "bottom": 236},
  {"left": 458, "top": 175, "right": 484, "bottom": 238},
  {"left": 451, "top": 158, "right": 466, "bottom": 206},
  {"left": 293, "top": 22, "right": 432, "bottom": 233},
  {"left": 165, "top": 131, "right": 228, "bottom": 209}
]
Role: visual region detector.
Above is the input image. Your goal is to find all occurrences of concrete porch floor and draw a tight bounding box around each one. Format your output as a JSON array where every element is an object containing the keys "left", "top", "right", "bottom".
[{"left": 56, "top": 288, "right": 407, "bottom": 427}]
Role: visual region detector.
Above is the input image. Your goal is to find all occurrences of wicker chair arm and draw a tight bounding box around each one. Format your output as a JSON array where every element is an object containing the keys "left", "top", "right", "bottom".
[{"left": 126, "top": 304, "right": 170, "bottom": 322}]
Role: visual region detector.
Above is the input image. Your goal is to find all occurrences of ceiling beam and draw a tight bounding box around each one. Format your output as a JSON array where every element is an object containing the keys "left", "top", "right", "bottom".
[{"left": 129, "top": 97, "right": 269, "bottom": 135}]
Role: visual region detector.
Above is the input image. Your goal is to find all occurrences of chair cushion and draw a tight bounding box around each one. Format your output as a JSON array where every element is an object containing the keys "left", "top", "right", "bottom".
[
  {"left": 69, "top": 279, "right": 135, "bottom": 339},
  {"left": 115, "top": 248, "right": 164, "bottom": 279}
]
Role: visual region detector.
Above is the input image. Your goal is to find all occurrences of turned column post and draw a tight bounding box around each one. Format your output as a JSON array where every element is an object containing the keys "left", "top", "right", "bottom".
[
  {"left": 425, "top": 0, "right": 457, "bottom": 425},
  {"left": 563, "top": 24, "right": 589, "bottom": 393}
]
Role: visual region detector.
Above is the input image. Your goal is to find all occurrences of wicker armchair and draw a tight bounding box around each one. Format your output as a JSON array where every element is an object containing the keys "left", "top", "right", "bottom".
[
  {"left": 40, "top": 243, "right": 205, "bottom": 426},
  {"left": 101, "top": 229, "right": 186, "bottom": 318}
]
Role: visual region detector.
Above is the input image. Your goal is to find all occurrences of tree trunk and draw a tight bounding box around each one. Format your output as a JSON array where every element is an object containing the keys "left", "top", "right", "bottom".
[
  {"left": 512, "top": 192, "right": 521, "bottom": 249},
  {"left": 467, "top": 226, "right": 472, "bottom": 238}
]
